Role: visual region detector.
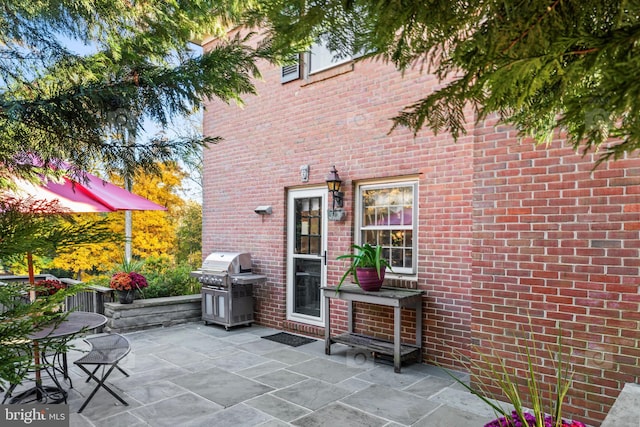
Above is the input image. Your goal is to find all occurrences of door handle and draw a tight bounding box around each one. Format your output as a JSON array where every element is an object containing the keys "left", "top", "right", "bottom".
[{"left": 322, "top": 251, "right": 327, "bottom": 266}]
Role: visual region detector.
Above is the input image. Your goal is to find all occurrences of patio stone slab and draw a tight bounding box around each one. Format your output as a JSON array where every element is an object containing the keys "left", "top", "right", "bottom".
[
  {"left": 193, "top": 324, "right": 252, "bottom": 337},
  {"left": 154, "top": 346, "right": 214, "bottom": 366},
  {"left": 253, "top": 368, "right": 309, "bottom": 388},
  {"left": 413, "top": 404, "right": 494, "bottom": 427},
  {"left": 183, "top": 403, "right": 273, "bottom": 427},
  {"left": 255, "top": 419, "right": 291, "bottom": 427},
  {"left": 239, "top": 336, "right": 293, "bottom": 354},
  {"left": 129, "top": 392, "right": 223, "bottom": 427},
  {"left": 172, "top": 367, "right": 274, "bottom": 407},
  {"left": 90, "top": 411, "right": 148, "bottom": 427},
  {"left": 337, "top": 376, "right": 374, "bottom": 393},
  {"left": 209, "top": 349, "right": 270, "bottom": 372},
  {"left": 67, "top": 386, "right": 140, "bottom": 421},
  {"left": 116, "top": 365, "right": 191, "bottom": 388},
  {"left": 263, "top": 348, "right": 316, "bottom": 365},
  {"left": 291, "top": 402, "right": 387, "bottom": 427},
  {"left": 180, "top": 336, "right": 228, "bottom": 353},
  {"left": 218, "top": 331, "right": 262, "bottom": 345},
  {"left": 428, "top": 385, "right": 501, "bottom": 419},
  {"left": 124, "top": 380, "right": 190, "bottom": 404},
  {"left": 119, "top": 353, "right": 176, "bottom": 373},
  {"left": 245, "top": 393, "right": 311, "bottom": 422},
  {"left": 403, "top": 375, "right": 457, "bottom": 398},
  {"left": 286, "top": 357, "right": 365, "bottom": 383},
  {"left": 354, "top": 364, "right": 427, "bottom": 389},
  {"left": 273, "top": 378, "right": 351, "bottom": 410},
  {"left": 236, "top": 360, "right": 289, "bottom": 379},
  {"left": 341, "top": 384, "right": 439, "bottom": 425}
]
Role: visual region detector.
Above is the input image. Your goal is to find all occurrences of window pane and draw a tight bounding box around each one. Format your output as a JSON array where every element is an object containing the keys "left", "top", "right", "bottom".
[
  {"left": 299, "top": 236, "right": 309, "bottom": 254},
  {"left": 391, "top": 230, "right": 405, "bottom": 247},
  {"left": 309, "top": 39, "right": 351, "bottom": 74},
  {"left": 294, "top": 258, "right": 321, "bottom": 317},
  {"left": 309, "top": 236, "right": 321, "bottom": 255},
  {"left": 390, "top": 248, "right": 404, "bottom": 268},
  {"left": 363, "top": 206, "right": 376, "bottom": 226}
]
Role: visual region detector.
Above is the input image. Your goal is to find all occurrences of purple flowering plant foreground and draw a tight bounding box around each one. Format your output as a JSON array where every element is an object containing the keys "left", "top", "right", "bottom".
[{"left": 485, "top": 410, "right": 586, "bottom": 427}]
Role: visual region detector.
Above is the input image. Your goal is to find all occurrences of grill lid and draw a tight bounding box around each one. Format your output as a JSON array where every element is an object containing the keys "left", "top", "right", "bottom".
[{"left": 200, "top": 251, "right": 252, "bottom": 275}]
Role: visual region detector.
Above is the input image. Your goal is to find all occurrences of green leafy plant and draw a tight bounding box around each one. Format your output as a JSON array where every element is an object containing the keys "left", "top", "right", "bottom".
[
  {"left": 0, "top": 281, "right": 85, "bottom": 390},
  {"left": 442, "top": 319, "right": 583, "bottom": 427},
  {"left": 142, "top": 261, "right": 200, "bottom": 298},
  {"left": 336, "top": 243, "right": 391, "bottom": 290},
  {"left": 116, "top": 256, "right": 144, "bottom": 274}
]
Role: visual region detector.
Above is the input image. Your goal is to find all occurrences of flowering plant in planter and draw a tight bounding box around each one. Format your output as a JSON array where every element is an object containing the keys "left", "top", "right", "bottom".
[
  {"left": 109, "top": 272, "right": 148, "bottom": 291},
  {"left": 442, "top": 318, "right": 586, "bottom": 427},
  {"left": 35, "top": 279, "right": 66, "bottom": 296}
]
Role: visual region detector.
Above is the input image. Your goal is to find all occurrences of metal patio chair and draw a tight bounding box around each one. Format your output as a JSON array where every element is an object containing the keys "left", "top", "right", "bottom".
[{"left": 73, "top": 333, "right": 130, "bottom": 413}]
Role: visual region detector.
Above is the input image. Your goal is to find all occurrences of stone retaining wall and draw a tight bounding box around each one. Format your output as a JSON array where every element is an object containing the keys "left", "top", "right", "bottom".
[{"left": 104, "top": 294, "right": 201, "bottom": 333}]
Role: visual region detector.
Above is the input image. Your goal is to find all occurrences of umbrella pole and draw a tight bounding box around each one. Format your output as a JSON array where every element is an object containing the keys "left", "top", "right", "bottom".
[
  {"left": 26, "top": 252, "right": 43, "bottom": 398},
  {"left": 27, "top": 252, "right": 36, "bottom": 302},
  {"left": 125, "top": 210, "right": 132, "bottom": 262}
]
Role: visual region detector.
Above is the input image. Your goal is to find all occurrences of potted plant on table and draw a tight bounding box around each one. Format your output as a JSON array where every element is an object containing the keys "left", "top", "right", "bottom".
[{"left": 336, "top": 243, "right": 392, "bottom": 292}]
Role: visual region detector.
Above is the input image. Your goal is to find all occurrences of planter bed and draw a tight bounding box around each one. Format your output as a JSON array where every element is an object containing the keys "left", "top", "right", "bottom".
[{"left": 104, "top": 294, "right": 201, "bottom": 333}]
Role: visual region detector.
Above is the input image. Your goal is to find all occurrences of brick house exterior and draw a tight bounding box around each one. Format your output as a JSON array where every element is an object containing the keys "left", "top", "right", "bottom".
[{"left": 200, "top": 34, "right": 640, "bottom": 425}]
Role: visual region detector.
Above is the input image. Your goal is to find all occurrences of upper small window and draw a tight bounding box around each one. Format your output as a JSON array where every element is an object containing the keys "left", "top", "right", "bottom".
[
  {"left": 308, "top": 39, "right": 352, "bottom": 75},
  {"left": 280, "top": 37, "right": 358, "bottom": 83},
  {"left": 357, "top": 181, "right": 418, "bottom": 275}
]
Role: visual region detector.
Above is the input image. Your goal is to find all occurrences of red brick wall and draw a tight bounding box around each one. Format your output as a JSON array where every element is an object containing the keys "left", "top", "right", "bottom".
[
  {"left": 473, "top": 119, "right": 640, "bottom": 424},
  {"left": 202, "top": 37, "right": 475, "bottom": 363},
  {"left": 202, "top": 35, "right": 640, "bottom": 425}
]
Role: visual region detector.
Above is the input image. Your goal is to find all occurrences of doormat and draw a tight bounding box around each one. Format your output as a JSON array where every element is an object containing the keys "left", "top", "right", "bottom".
[{"left": 261, "top": 332, "right": 316, "bottom": 347}]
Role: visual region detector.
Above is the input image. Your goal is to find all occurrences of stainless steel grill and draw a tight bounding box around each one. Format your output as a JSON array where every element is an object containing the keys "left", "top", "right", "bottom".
[{"left": 191, "top": 252, "right": 266, "bottom": 329}]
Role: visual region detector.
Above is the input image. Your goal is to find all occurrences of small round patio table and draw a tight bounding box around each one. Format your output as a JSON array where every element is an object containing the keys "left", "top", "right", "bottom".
[{"left": 5, "top": 311, "right": 107, "bottom": 404}]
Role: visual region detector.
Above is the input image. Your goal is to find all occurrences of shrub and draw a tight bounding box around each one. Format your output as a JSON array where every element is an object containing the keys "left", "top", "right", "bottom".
[{"left": 143, "top": 262, "right": 200, "bottom": 298}]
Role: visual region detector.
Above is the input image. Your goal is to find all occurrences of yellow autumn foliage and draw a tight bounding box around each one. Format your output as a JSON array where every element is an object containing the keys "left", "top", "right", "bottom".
[{"left": 50, "top": 163, "right": 187, "bottom": 277}]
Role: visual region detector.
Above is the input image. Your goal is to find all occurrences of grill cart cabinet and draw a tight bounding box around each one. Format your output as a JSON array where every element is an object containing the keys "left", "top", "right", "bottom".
[
  {"left": 192, "top": 252, "right": 266, "bottom": 330},
  {"left": 201, "top": 276, "right": 266, "bottom": 329}
]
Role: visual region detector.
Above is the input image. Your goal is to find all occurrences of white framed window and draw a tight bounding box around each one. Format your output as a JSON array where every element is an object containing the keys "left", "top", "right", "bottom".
[
  {"left": 355, "top": 181, "right": 418, "bottom": 275},
  {"left": 281, "top": 38, "right": 361, "bottom": 83},
  {"left": 307, "top": 38, "right": 352, "bottom": 75}
]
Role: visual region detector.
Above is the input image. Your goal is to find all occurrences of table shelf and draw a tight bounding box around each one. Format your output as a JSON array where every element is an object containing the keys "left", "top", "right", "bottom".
[{"left": 330, "top": 332, "right": 421, "bottom": 364}]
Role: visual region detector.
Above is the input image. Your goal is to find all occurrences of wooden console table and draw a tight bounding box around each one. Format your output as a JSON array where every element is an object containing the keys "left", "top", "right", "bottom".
[{"left": 322, "top": 284, "right": 424, "bottom": 373}]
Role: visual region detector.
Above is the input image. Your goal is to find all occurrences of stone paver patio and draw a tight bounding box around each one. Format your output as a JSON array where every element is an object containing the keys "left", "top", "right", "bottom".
[{"left": 10, "top": 322, "right": 500, "bottom": 426}]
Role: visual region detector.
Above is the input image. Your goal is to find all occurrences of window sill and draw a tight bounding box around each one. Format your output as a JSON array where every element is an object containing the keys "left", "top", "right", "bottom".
[{"left": 302, "top": 61, "right": 354, "bottom": 86}]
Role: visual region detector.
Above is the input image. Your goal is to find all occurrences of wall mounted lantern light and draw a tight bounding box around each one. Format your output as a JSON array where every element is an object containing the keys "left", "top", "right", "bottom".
[{"left": 326, "top": 165, "right": 346, "bottom": 221}]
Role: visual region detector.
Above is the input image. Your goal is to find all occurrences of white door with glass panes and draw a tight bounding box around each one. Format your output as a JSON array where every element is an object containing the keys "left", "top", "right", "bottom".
[{"left": 286, "top": 188, "right": 327, "bottom": 326}]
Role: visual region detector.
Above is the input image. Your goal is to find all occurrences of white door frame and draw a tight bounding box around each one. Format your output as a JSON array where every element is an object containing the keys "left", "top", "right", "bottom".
[{"left": 286, "top": 187, "right": 328, "bottom": 327}]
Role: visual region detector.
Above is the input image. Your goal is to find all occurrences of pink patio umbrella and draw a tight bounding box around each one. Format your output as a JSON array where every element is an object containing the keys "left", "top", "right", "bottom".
[
  {"left": 6, "top": 170, "right": 167, "bottom": 288},
  {"left": 11, "top": 173, "right": 166, "bottom": 213}
]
